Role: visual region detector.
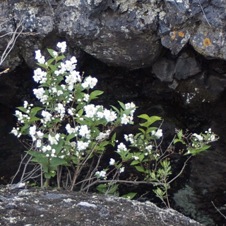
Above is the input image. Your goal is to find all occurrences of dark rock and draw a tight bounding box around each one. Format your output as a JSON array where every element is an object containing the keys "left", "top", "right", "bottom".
[
  {"left": 0, "top": 187, "right": 203, "bottom": 226},
  {"left": 152, "top": 50, "right": 201, "bottom": 82},
  {"left": 56, "top": 0, "right": 162, "bottom": 69},
  {"left": 0, "top": 0, "right": 226, "bottom": 70},
  {"left": 174, "top": 51, "right": 201, "bottom": 80},
  {"left": 152, "top": 58, "right": 175, "bottom": 82}
]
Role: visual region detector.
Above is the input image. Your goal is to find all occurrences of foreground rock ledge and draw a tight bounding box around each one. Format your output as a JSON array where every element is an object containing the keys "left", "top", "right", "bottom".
[{"left": 0, "top": 186, "right": 202, "bottom": 226}]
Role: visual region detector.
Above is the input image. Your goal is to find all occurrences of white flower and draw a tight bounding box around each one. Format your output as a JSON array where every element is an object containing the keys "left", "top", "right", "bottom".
[
  {"left": 96, "top": 130, "right": 110, "bottom": 141},
  {"left": 67, "top": 108, "right": 74, "bottom": 116},
  {"left": 36, "top": 131, "right": 44, "bottom": 139},
  {"left": 70, "top": 56, "right": 77, "bottom": 64},
  {"left": 95, "top": 170, "right": 106, "bottom": 179},
  {"left": 57, "top": 41, "right": 67, "bottom": 53},
  {"left": 82, "top": 76, "right": 98, "bottom": 89},
  {"left": 11, "top": 127, "right": 21, "bottom": 137},
  {"left": 55, "top": 103, "right": 65, "bottom": 119},
  {"left": 109, "top": 158, "right": 115, "bottom": 166},
  {"left": 193, "top": 133, "right": 203, "bottom": 141},
  {"left": 29, "top": 125, "right": 37, "bottom": 141},
  {"left": 96, "top": 110, "right": 104, "bottom": 119},
  {"left": 52, "top": 51, "right": 58, "bottom": 57},
  {"left": 65, "top": 124, "right": 77, "bottom": 134},
  {"left": 104, "top": 109, "right": 117, "bottom": 122},
  {"left": 152, "top": 129, "right": 163, "bottom": 139},
  {"left": 65, "top": 70, "right": 81, "bottom": 91},
  {"left": 15, "top": 110, "right": 26, "bottom": 123},
  {"left": 36, "top": 139, "right": 42, "bottom": 148},
  {"left": 124, "top": 134, "right": 134, "bottom": 144},
  {"left": 23, "top": 101, "right": 29, "bottom": 109},
  {"left": 84, "top": 104, "right": 98, "bottom": 118},
  {"left": 35, "top": 50, "right": 46, "bottom": 64},
  {"left": 79, "top": 125, "right": 90, "bottom": 139},
  {"left": 64, "top": 60, "right": 76, "bottom": 72},
  {"left": 209, "top": 134, "right": 216, "bottom": 142},
  {"left": 33, "top": 68, "right": 47, "bottom": 84},
  {"left": 119, "top": 167, "right": 125, "bottom": 173},
  {"left": 117, "top": 142, "right": 127, "bottom": 153},
  {"left": 133, "top": 156, "right": 139, "bottom": 160},
  {"left": 57, "top": 90, "right": 63, "bottom": 96},
  {"left": 51, "top": 149, "right": 56, "bottom": 157},
  {"left": 77, "top": 141, "right": 89, "bottom": 151},
  {"left": 42, "top": 145, "right": 51, "bottom": 153},
  {"left": 125, "top": 102, "right": 136, "bottom": 117},
  {"left": 48, "top": 134, "right": 60, "bottom": 145},
  {"left": 125, "top": 102, "right": 136, "bottom": 110},
  {"left": 41, "top": 110, "right": 52, "bottom": 124},
  {"left": 29, "top": 125, "right": 36, "bottom": 136},
  {"left": 83, "top": 94, "right": 89, "bottom": 102},
  {"left": 121, "top": 114, "right": 130, "bottom": 125},
  {"left": 146, "top": 145, "right": 153, "bottom": 152},
  {"left": 33, "top": 88, "right": 48, "bottom": 103}
]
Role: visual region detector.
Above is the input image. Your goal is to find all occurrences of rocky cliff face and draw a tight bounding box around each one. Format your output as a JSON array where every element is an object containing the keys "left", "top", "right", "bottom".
[
  {"left": 1, "top": 0, "right": 226, "bottom": 71},
  {"left": 1, "top": 1, "right": 226, "bottom": 225}
]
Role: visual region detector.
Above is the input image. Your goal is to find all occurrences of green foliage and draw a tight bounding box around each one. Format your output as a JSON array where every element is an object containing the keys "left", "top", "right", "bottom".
[{"left": 11, "top": 42, "right": 218, "bottom": 207}]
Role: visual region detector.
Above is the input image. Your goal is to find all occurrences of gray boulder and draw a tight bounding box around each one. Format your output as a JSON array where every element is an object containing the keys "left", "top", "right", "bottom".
[{"left": 0, "top": 0, "right": 226, "bottom": 70}]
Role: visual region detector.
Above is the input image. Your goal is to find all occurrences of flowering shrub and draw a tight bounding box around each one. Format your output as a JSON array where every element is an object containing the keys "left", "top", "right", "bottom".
[{"left": 11, "top": 42, "right": 218, "bottom": 206}]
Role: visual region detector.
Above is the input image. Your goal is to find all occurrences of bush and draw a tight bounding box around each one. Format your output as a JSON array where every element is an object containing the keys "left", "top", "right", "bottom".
[{"left": 11, "top": 42, "right": 218, "bottom": 207}]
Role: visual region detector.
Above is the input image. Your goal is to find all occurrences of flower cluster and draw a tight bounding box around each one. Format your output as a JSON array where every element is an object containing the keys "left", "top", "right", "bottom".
[
  {"left": 11, "top": 41, "right": 137, "bottom": 185},
  {"left": 84, "top": 104, "right": 118, "bottom": 122},
  {"left": 11, "top": 42, "right": 218, "bottom": 205}
]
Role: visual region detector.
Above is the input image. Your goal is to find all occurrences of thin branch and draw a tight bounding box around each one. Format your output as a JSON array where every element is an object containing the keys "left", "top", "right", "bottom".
[
  {"left": 0, "top": 19, "right": 24, "bottom": 66},
  {"left": 198, "top": 0, "right": 211, "bottom": 27},
  {"left": 168, "top": 156, "right": 192, "bottom": 184},
  {"left": 211, "top": 201, "right": 226, "bottom": 220},
  {"left": 0, "top": 67, "right": 9, "bottom": 75}
]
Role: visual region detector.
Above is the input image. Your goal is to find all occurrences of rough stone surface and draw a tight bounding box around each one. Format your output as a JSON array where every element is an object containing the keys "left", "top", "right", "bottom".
[
  {"left": 0, "top": 1, "right": 226, "bottom": 70},
  {"left": 152, "top": 50, "right": 201, "bottom": 82},
  {"left": 0, "top": 186, "right": 203, "bottom": 226}
]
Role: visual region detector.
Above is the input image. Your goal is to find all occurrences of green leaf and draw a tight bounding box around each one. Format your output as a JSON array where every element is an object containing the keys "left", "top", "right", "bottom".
[
  {"left": 96, "top": 184, "right": 108, "bottom": 194},
  {"left": 55, "top": 55, "right": 65, "bottom": 62},
  {"left": 118, "top": 101, "right": 125, "bottom": 110},
  {"left": 187, "top": 144, "right": 210, "bottom": 156},
  {"left": 130, "top": 160, "right": 140, "bottom": 166},
  {"left": 139, "top": 155, "right": 145, "bottom": 162},
  {"left": 174, "top": 138, "right": 185, "bottom": 145},
  {"left": 154, "top": 187, "right": 165, "bottom": 198},
  {"left": 47, "top": 48, "right": 57, "bottom": 58},
  {"left": 150, "top": 172, "right": 157, "bottom": 180},
  {"left": 111, "top": 132, "right": 116, "bottom": 144},
  {"left": 48, "top": 63, "right": 57, "bottom": 71},
  {"left": 77, "top": 108, "right": 84, "bottom": 117},
  {"left": 134, "top": 165, "right": 145, "bottom": 173},
  {"left": 44, "top": 170, "right": 56, "bottom": 179},
  {"left": 138, "top": 128, "right": 146, "bottom": 134},
  {"left": 121, "top": 192, "right": 137, "bottom": 199},
  {"left": 17, "top": 106, "right": 27, "bottom": 114},
  {"left": 29, "top": 116, "right": 41, "bottom": 123},
  {"left": 50, "top": 157, "right": 68, "bottom": 168},
  {"left": 138, "top": 115, "right": 161, "bottom": 128},
  {"left": 178, "top": 130, "right": 183, "bottom": 140},
  {"left": 106, "top": 183, "right": 119, "bottom": 195},
  {"left": 20, "top": 124, "right": 30, "bottom": 134},
  {"left": 89, "top": 90, "right": 104, "bottom": 100},
  {"left": 111, "top": 105, "right": 120, "bottom": 114},
  {"left": 161, "top": 160, "right": 170, "bottom": 169},
  {"left": 30, "top": 107, "right": 42, "bottom": 117},
  {"left": 138, "top": 114, "right": 151, "bottom": 121},
  {"left": 174, "top": 130, "right": 185, "bottom": 144}
]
